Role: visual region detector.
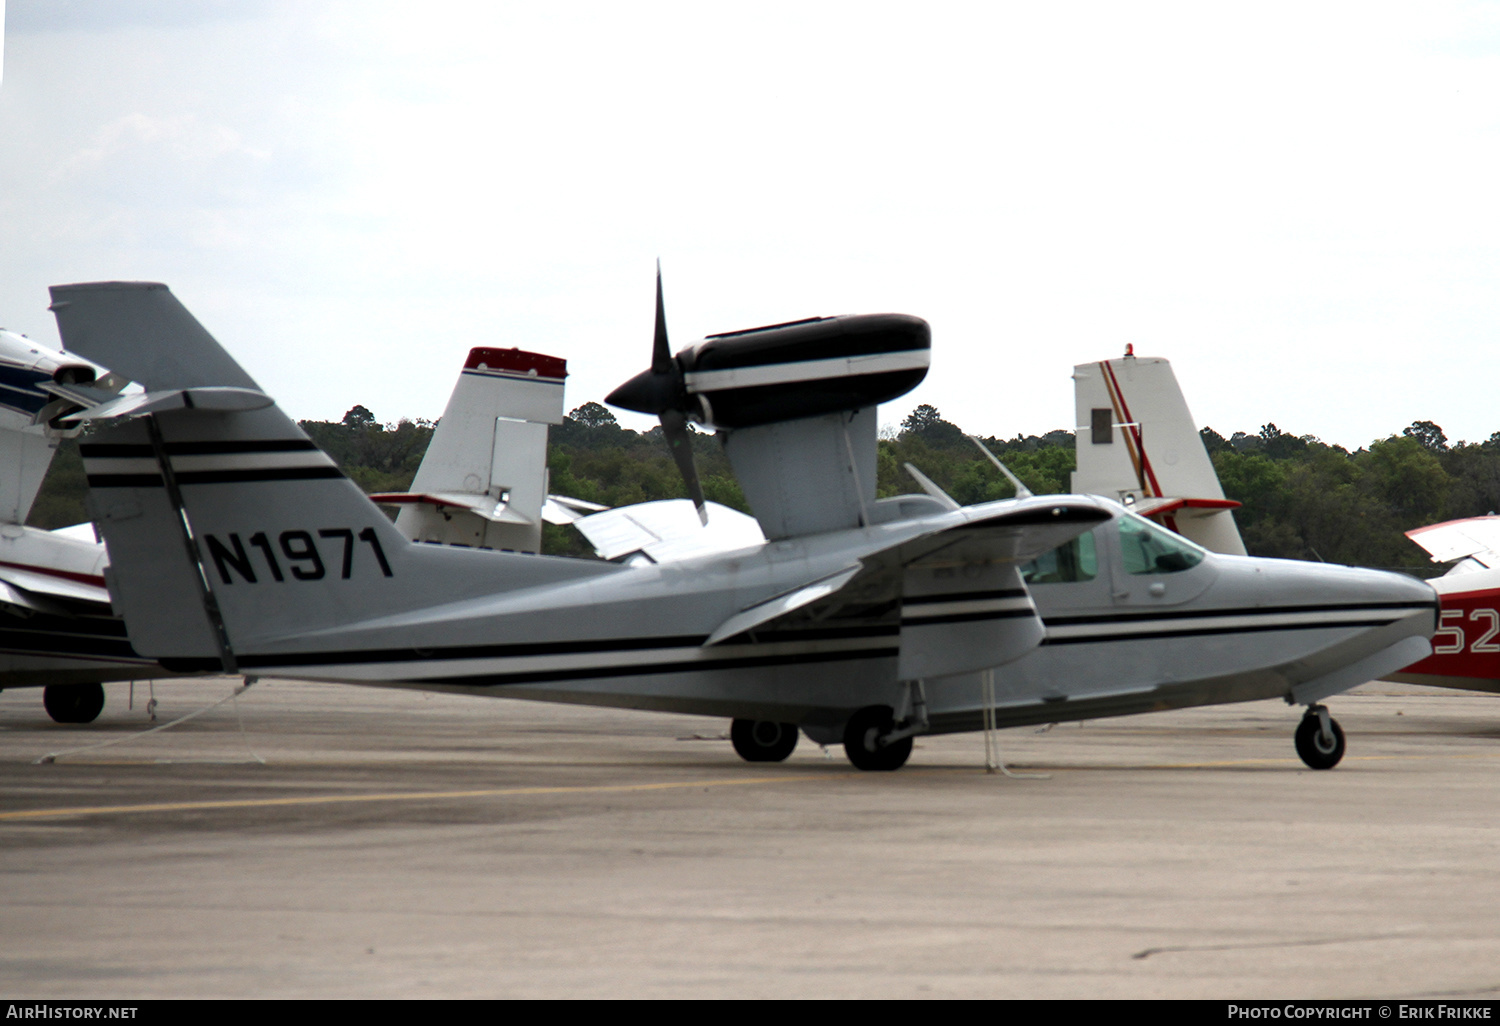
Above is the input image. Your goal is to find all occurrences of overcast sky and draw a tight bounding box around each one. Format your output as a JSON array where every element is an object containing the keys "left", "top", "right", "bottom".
[{"left": 4, "top": 1, "right": 1500, "bottom": 449}]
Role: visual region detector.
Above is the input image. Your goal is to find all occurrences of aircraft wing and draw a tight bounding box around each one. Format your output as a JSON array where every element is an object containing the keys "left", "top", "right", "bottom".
[
  {"left": 0, "top": 562, "right": 111, "bottom": 610},
  {"left": 541, "top": 494, "right": 609, "bottom": 525},
  {"left": 574, "top": 499, "right": 765, "bottom": 563},
  {"left": 1406, "top": 516, "right": 1500, "bottom": 567},
  {"left": 706, "top": 495, "right": 1112, "bottom": 680}
]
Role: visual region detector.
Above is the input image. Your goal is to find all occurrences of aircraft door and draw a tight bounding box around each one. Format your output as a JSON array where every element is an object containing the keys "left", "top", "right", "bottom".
[
  {"left": 1105, "top": 511, "right": 1217, "bottom": 608},
  {"left": 1018, "top": 525, "right": 1113, "bottom": 621}
]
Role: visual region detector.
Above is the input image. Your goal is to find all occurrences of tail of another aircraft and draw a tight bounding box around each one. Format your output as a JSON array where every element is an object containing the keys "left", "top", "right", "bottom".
[
  {"left": 51, "top": 282, "right": 608, "bottom": 670},
  {"left": 1071, "top": 350, "right": 1246, "bottom": 556},
  {"left": 0, "top": 327, "right": 115, "bottom": 525},
  {"left": 377, "top": 347, "right": 570, "bottom": 553}
]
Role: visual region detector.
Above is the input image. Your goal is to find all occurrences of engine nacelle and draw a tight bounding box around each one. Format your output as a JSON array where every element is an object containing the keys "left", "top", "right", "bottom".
[{"left": 679, "top": 313, "right": 929, "bottom": 430}]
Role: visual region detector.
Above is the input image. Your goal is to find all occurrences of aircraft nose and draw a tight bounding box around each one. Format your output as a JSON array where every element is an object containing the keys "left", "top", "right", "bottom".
[
  {"left": 1323, "top": 563, "right": 1438, "bottom": 634},
  {"left": 1251, "top": 559, "right": 1439, "bottom": 706}
]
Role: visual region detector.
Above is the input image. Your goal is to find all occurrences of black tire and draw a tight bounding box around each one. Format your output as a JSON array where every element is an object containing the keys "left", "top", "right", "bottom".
[
  {"left": 43, "top": 683, "right": 105, "bottom": 724},
  {"left": 730, "top": 719, "right": 800, "bottom": 762},
  {"left": 842, "top": 705, "right": 913, "bottom": 771},
  {"left": 1294, "top": 712, "right": 1345, "bottom": 770}
]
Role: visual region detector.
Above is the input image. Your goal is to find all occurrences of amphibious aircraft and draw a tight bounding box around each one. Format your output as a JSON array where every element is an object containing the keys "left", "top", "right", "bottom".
[{"left": 53, "top": 279, "right": 1436, "bottom": 770}]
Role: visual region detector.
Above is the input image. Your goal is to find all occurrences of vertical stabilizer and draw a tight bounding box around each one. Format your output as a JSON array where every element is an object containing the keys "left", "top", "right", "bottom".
[
  {"left": 1072, "top": 353, "right": 1246, "bottom": 555},
  {"left": 0, "top": 428, "right": 57, "bottom": 525},
  {"left": 391, "top": 348, "right": 566, "bottom": 553}
]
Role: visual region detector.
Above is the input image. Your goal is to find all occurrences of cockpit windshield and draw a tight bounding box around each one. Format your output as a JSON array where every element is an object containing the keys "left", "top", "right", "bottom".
[{"left": 1119, "top": 512, "right": 1206, "bottom": 575}]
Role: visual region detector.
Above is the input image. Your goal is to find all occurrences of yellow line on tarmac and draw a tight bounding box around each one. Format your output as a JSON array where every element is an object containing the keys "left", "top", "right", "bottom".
[{"left": 0, "top": 773, "right": 830, "bottom": 822}]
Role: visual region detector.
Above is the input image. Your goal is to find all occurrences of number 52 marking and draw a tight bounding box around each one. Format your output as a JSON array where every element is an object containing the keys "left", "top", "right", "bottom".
[{"left": 1433, "top": 608, "right": 1500, "bottom": 655}]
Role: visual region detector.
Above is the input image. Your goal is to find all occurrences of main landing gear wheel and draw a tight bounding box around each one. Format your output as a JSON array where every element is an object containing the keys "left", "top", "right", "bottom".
[
  {"left": 843, "top": 705, "right": 913, "bottom": 772},
  {"left": 1294, "top": 706, "right": 1345, "bottom": 770},
  {"left": 730, "top": 719, "right": 800, "bottom": 762},
  {"left": 43, "top": 683, "right": 105, "bottom": 724}
]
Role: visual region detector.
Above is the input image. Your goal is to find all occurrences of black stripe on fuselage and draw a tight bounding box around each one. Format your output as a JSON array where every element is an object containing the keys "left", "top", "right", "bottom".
[
  {"left": 901, "top": 609, "right": 1037, "bottom": 628},
  {"left": 157, "top": 624, "right": 900, "bottom": 676},
  {"left": 0, "top": 610, "right": 140, "bottom": 660},
  {"left": 418, "top": 644, "right": 901, "bottom": 688},
  {"left": 1041, "top": 619, "right": 1403, "bottom": 645},
  {"left": 902, "top": 588, "right": 1028, "bottom": 606},
  {"left": 1039, "top": 601, "right": 1432, "bottom": 646},
  {"left": 1043, "top": 600, "right": 1432, "bottom": 627}
]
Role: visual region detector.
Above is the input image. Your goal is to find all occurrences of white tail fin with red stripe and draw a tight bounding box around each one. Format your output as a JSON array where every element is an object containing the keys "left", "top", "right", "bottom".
[{"left": 1072, "top": 352, "right": 1246, "bottom": 556}]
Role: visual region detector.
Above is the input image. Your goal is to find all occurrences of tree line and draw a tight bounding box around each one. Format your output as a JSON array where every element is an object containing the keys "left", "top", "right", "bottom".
[{"left": 26, "top": 404, "right": 1491, "bottom": 572}]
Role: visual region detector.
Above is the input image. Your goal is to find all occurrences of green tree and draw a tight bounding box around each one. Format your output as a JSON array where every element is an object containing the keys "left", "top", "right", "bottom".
[{"left": 1403, "top": 420, "right": 1448, "bottom": 453}]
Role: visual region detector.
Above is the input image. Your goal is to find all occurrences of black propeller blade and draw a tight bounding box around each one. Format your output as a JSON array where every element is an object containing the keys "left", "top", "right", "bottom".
[{"left": 605, "top": 264, "right": 708, "bottom": 525}]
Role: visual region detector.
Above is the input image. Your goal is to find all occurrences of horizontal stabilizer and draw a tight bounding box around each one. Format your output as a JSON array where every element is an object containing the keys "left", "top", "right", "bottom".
[
  {"left": 49, "top": 282, "right": 261, "bottom": 392},
  {"left": 61, "top": 387, "right": 273, "bottom": 423},
  {"left": 1129, "top": 496, "right": 1242, "bottom": 519},
  {"left": 372, "top": 491, "right": 534, "bottom": 526}
]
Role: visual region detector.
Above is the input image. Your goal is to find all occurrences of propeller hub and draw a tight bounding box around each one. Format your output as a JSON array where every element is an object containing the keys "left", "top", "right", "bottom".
[{"left": 604, "top": 364, "right": 683, "bottom": 416}]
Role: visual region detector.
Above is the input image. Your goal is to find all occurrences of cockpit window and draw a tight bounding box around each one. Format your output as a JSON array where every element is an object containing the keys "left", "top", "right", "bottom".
[
  {"left": 1020, "top": 531, "right": 1098, "bottom": 584},
  {"left": 1118, "top": 513, "right": 1205, "bottom": 575}
]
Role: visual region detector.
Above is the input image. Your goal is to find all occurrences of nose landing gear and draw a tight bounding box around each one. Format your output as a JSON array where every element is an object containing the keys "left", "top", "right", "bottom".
[{"left": 1294, "top": 704, "right": 1345, "bottom": 770}]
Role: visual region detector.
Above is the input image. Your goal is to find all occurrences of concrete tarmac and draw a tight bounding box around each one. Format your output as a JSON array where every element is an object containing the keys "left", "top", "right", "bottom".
[{"left": 2, "top": 677, "right": 1499, "bottom": 999}]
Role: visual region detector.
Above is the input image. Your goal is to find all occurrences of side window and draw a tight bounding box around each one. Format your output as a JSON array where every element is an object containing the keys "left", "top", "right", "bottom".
[
  {"left": 1020, "top": 531, "right": 1098, "bottom": 585},
  {"left": 1118, "top": 513, "right": 1205, "bottom": 575}
]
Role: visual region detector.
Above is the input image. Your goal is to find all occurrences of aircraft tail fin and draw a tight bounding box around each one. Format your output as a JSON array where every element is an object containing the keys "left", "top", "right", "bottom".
[
  {"left": 1071, "top": 352, "right": 1246, "bottom": 555},
  {"left": 52, "top": 282, "right": 602, "bottom": 669},
  {"left": 388, "top": 347, "right": 567, "bottom": 553},
  {"left": 0, "top": 427, "right": 55, "bottom": 525}
]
